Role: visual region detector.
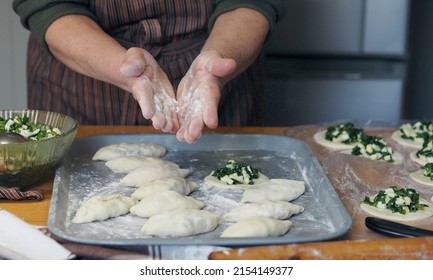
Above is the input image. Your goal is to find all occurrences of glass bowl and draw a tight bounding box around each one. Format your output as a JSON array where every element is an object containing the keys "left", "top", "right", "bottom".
[{"left": 0, "top": 110, "right": 78, "bottom": 188}]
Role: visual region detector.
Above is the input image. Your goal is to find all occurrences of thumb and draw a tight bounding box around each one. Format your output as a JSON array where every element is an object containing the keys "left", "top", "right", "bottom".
[
  {"left": 206, "top": 57, "right": 236, "bottom": 78},
  {"left": 120, "top": 48, "right": 146, "bottom": 77}
]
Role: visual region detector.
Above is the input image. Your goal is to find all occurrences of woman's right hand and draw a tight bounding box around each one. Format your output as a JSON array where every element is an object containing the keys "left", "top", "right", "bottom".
[
  {"left": 120, "top": 48, "right": 179, "bottom": 133},
  {"left": 45, "top": 16, "right": 179, "bottom": 133}
]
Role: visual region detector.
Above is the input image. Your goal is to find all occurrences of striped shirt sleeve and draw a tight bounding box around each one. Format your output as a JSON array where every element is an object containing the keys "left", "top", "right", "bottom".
[
  {"left": 209, "top": 0, "right": 286, "bottom": 31},
  {"left": 12, "top": 0, "right": 97, "bottom": 50}
]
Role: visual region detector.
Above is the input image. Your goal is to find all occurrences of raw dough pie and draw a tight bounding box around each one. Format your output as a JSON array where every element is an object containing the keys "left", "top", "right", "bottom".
[
  {"left": 141, "top": 209, "right": 220, "bottom": 237},
  {"left": 360, "top": 187, "right": 433, "bottom": 221},
  {"left": 92, "top": 142, "right": 166, "bottom": 161},
  {"left": 220, "top": 217, "right": 293, "bottom": 238},
  {"left": 71, "top": 194, "right": 137, "bottom": 224},
  {"left": 313, "top": 130, "right": 359, "bottom": 151}
]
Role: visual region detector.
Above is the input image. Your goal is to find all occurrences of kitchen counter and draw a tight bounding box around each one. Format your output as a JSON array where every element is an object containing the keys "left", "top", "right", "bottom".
[{"left": 2, "top": 125, "right": 433, "bottom": 259}]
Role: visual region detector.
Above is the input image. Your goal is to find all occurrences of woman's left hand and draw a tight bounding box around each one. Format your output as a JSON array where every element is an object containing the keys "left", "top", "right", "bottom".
[
  {"left": 176, "top": 50, "right": 236, "bottom": 144},
  {"left": 120, "top": 47, "right": 179, "bottom": 133}
]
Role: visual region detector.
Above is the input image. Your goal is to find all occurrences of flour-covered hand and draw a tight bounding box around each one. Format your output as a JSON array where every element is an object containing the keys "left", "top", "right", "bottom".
[
  {"left": 176, "top": 50, "right": 236, "bottom": 144},
  {"left": 120, "top": 48, "right": 179, "bottom": 133}
]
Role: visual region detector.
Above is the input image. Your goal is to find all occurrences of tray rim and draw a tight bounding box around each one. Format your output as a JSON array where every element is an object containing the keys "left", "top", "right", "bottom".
[{"left": 48, "top": 132, "right": 353, "bottom": 247}]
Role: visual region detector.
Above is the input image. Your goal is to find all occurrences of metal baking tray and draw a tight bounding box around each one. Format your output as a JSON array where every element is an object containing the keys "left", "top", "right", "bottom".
[{"left": 48, "top": 133, "right": 352, "bottom": 246}]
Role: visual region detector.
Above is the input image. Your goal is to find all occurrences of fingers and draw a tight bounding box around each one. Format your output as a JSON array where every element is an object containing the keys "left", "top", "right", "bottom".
[
  {"left": 176, "top": 115, "right": 204, "bottom": 144},
  {"left": 151, "top": 92, "right": 179, "bottom": 133},
  {"left": 202, "top": 88, "right": 220, "bottom": 129},
  {"left": 120, "top": 48, "right": 180, "bottom": 133},
  {"left": 132, "top": 77, "right": 156, "bottom": 120},
  {"left": 176, "top": 101, "right": 218, "bottom": 144},
  {"left": 121, "top": 49, "right": 228, "bottom": 139},
  {"left": 176, "top": 87, "right": 219, "bottom": 144}
]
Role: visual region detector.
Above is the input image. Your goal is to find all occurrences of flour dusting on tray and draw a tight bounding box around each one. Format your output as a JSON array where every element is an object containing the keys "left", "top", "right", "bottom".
[{"left": 48, "top": 133, "right": 351, "bottom": 246}]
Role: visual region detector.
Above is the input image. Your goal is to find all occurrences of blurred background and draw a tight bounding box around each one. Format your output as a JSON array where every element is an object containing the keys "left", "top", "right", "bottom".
[{"left": 1, "top": 0, "right": 432, "bottom": 126}]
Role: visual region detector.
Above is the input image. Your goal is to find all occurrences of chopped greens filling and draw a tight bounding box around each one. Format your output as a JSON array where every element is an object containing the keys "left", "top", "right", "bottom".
[
  {"left": 0, "top": 115, "right": 61, "bottom": 141},
  {"left": 351, "top": 135, "right": 394, "bottom": 162},
  {"left": 422, "top": 162, "right": 433, "bottom": 181},
  {"left": 211, "top": 159, "right": 259, "bottom": 185},
  {"left": 399, "top": 121, "right": 433, "bottom": 142},
  {"left": 363, "top": 186, "right": 428, "bottom": 215},
  {"left": 325, "top": 122, "right": 364, "bottom": 144},
  {"left": 416, "top": 138, "right": 433, "bottom": 163}
]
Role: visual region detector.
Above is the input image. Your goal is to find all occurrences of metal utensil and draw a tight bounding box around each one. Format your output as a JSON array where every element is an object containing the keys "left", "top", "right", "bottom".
[
  {"left": 0, "top": 132, "right": 27, "bottom": 144},
  {"left": 365, "top": 216, "right": 433, "bottom": 238}
]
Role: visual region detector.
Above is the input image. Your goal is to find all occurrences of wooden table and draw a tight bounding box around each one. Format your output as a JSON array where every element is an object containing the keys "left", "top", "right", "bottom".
[{"left": 3, "top": 125, "right": 433, "bottom": 259}]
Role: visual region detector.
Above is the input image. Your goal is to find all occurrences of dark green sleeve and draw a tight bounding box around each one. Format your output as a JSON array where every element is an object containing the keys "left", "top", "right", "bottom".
[
  {"left": 12, "top": 0, "right": 97, "bottom": 50},
  {"left": 209, "top": 0, "right": 286, "bottom": 31}
]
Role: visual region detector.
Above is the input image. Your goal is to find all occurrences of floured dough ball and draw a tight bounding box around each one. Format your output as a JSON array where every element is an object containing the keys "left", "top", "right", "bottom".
[
  {"left": 130, "top": 190, "right": 205, "bottom": 218},
  {"left": 105, "top": 156, "right": 179, "bottom": 173},
  {"left": 92, "top": 142, "right": 166, "bottom": 161},
  {"left": 360, "top": 186, "right": 433, "bottom": 221},
  {"left": 120, "top": 165, "right": 190, "bottom": 187},
  {"left": 220, "top": 217, "right": 293, "bottom": 238},
  {"left": 241, "top": 179, "right": 305, "bottom": 203},
  {"left": 223, "top": 201, "right": 304, "bottom": 222},
  {"left": 71, "top": 194, "right": 137, "bottom": 224},
  {"left": 131, "top": 177, "right": 199, "bottom": 200},
  {"left": 141, "top": 209, "right": 220, "bottom": 237}
]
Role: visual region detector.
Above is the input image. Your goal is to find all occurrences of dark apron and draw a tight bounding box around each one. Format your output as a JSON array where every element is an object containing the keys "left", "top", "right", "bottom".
[{"left": 27, "top": 0, "right": 265, "bottom": 126}]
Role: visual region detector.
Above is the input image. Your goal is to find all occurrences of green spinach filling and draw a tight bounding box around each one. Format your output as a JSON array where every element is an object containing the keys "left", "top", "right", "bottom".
[
  {"left": 325, "top": 122, "right": 364, "bottom": 144},
  {"left": 0, "top": 115, "right": 61, "bottom": 141},
  {"left": 211, "top": 160, "right": 259, "bottom": 185},
  {"left": 351, "top": 135, "right": 394, "bottom": 162},
  {"left": 363, "top": 186, "right": 428, "bottom": 215},
  {"left": 422, "top": 162, "right": 433, "bottom": 181},
  {"left": 416, "top": 138, "right": 433, "bottom": 161},
  {"left": 400, "top": 121, "right": 433, "bottom": 141}
]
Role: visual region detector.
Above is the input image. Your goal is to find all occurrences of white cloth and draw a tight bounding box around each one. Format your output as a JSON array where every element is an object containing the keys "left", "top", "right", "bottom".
[{"left": 0, "top": 208, "right": 73, "bottom": 260}]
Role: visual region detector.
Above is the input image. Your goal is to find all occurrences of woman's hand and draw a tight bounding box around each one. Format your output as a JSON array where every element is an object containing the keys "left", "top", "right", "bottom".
[
  {"left": 120, "top": 48, "right": 179, "bottom": 133},
  {"left": 176, "top": 50, "right": 236, "bottom": 144},
  {"left": 46, "top": 15, "right": 179, "bottom": 132}
]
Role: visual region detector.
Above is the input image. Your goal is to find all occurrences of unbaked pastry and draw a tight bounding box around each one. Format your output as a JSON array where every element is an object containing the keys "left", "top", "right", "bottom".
[
  {"left": 71, "top": 194, "right": 136, "bottom": 224},
  {"left": 410, "top": 140, "right": 433, "bottom": 165},
  {"left": 360, "top": 199, "right": 433, "bottom": 221},
  {"left": 129, "top": 190, "right": 205, "bottom": 218},
  {"left": 391, "top": 130, "right": 424, "bottom": 150},
  {"left": 360, "top": 187, "right": 433, "bottom": 221},
  {"left": 220, "top": 217, "right": 293, "bottom": 238},
  {"left": 92, "top": 142, "right": 166, "bottom": 161},
  {"left": 223, "top": 201, "right": 304, "bottom": 222},
  {"left": 120, "top": 165, "right": 189, "bottom": 187},
  {"left": 313, "top": 122, "right": 364, "bottom": 151},
  {"left": 341, "top": 149, "right": 404, "bottom": 165},
  {"left": 105, "top": 156, "right": 178, "bottom": 173},
  {"left": 131, "top": 177, "right": 199, "bottom": 200},
  {"left": 141, "top": 209, "right": 220, "bottom": 237},
  {"left": 341, "top": 134, "right": 404, "bottom": 164},
  {"left": 391, "top": 122, "right": 433, "bottom": 150},
  {"left": 313, "top": 130, "right": 359, "bottom": 151},
  {"left": 409, "top": 163, "right": 433, "bottom": 187},
  {"left": 204, "top": 172, "right": 269, "bottom": 189},
  {"left": 241, "top": 179, "right": 305, "bottom": 203},
  {"left": 409, "top": 169, "right": 433, "bottom": 187}
]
